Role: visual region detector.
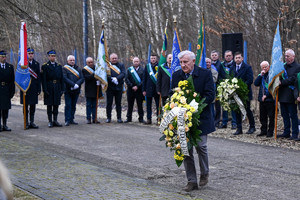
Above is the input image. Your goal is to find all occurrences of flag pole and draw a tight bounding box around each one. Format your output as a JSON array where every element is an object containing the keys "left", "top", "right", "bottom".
[
  {"left": 274, "top": 90, "right": 279, "bottom": 140},
  {"left": 173, "top": 15, "right": 182, "bottom": 51},
  {"left": 158, "top": 94, "right": 162, "bottom": 124},
  {"left": 23, "top": 93, "right": 26, "bottom": 129}
]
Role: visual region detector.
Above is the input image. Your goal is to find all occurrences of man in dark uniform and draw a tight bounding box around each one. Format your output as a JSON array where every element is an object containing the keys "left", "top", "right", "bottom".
[
  {"left": 41, "top": 50, "right": 64, "bottom": 128},
  {"left": 143, "top": 53, "right": 160, "bottom": 125},
  {"left": 0, "top": 50, "right": 15, "bottom": 132},
  {"left": 157, "top": 54, "right": 172, "bottom": 106},
  {"left": 105, "top": 53, "right": 125, "bottom": 123},
  {"left": 20, "top": 48, "right": 41, "bottom": 129},
  {"left": 63, "top": 55, "right": 84, "bottom": 126},
  {"left": 82, "top": 57, "right": 102, "bottom": 124},
  {"left": 124, "top": 57, "right": 144, "bottom": 123}
]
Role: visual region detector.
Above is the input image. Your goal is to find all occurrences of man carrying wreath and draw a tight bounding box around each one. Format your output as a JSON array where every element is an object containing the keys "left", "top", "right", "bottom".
[{"left": 171, "top": 50, "right": 215, "bottom": 192}]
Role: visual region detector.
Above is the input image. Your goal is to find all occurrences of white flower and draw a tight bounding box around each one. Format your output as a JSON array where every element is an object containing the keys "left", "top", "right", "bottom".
[
  {"left": 189, "top": 99, "right": 199, "bottom": 113},
  {"left": 232, "top": 78, "right": 238, "bottom": 83}
]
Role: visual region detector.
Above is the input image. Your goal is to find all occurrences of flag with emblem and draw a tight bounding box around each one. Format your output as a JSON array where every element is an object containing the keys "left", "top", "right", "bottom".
[
  {"left": 195, "top": 14, "right": 206, "bottom": 68},
  {"left": 15, "top": 21, "right": 31, "bottom": 92},
  {"left": 95, "top": 29, "right": 109, "bottom": 91},
  {"left": 171, "top": 29, "right": 181, "bottom": 74},
  {"left": 268, "top": 21, "right": 285, "bottom": 98},
  {"left": 159, "top": 20, "right": 168, "bottom": 66}
]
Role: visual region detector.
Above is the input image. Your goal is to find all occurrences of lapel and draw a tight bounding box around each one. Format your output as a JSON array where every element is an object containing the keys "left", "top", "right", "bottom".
[{"left": 236, "top": 62, "right": 245, "bottom": 77}]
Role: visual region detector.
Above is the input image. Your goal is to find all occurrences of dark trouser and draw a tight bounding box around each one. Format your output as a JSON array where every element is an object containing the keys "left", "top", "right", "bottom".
[
  {"left": 64, "top": 93, "right": 79, "bottom": 123},
  {"left": 0, "top": 110, "right": 9, "bottom": 127},
  {"left": 162, "top": 96, "right": 168, "bottom": 107},
  {"left": 106, "top": 89, "right": 123, "bottom": 119},
  {"left": 86, "top": 97, "right": 97, "bottom": 121},
  {"left": 23, "top": 104, "right": 36, "bottom": 123},
  {"left": 146, "top": 95, "right": 159, "bottom": 120},
  {"left": 47, "top": 105, "right": 59, "bottom": 122},
  {"left": 280, "top": 102, "right": 298, "bottom": 138},
  {"left": 236, "top": 100, "right": 255, "bottom": 129},
  {"left": 259, "top": 101, "right": 275, "bottom": 135},
  {"left": 184, "top": 135, "right": 208, "bottom": 183},
  {"left": 214, "top": 100, "right": 221, "bottom": 126},
  {"left": 222, "top": 110, "right": 236, "bottom": 126},
  {"left": 126, "top": 91, "right": 144, "bottom": 121}
]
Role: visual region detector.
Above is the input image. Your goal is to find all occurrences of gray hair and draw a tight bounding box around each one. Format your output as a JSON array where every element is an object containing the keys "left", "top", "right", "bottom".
[
  {"left": 211, "top": 50, "right": 219, "bottom": 56},
  {"left": 205, "top": 57, "right": 211, "bottom": 62},
  {"left": 260, "top": 61, "right": 269, "bottom": 67},
  {"left": 178, "top": 50, "right": 195, "bottom": 60},
  {"left": 86, "top": 57, "right": 93, "bottom": 62},
  {"left": 67, "top": 55, "right": 75, "bottom": 61},
  {"left": 285, "top": 49, "right": 295, "bottom": 56}
]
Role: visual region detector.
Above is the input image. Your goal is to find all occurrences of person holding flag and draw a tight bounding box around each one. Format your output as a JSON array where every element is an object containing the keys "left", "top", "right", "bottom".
[
  {"left": 0, "top": 50, "right": 15, "bottom": 132},
  {"left": 41, "top": 50, "right": 64, "bottom": 128},
  {"left": 124, "top": 57, "right": 144, "bottom": 123},
  {"left": 20, "top": 48, "right": 41, "bottom": 129},
  {"left": 143, "top": 53, "right": 160, "bottom": 125}
]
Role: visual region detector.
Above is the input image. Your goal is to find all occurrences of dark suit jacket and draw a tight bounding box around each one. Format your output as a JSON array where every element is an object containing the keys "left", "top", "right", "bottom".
[
  {"left": 107, "top": 62, "right": 125, "bottom": 91},
  {"left": 82, "top": 65, "right": 102, "bottom": 98},
  {"left": 157, "top": 63, "right": 171, "bottom": 98},
  {"left": 278, "top": 61, "right": 300, "bottom": 103},
  {"left": 171, "top": 66, "right": 215, "bottom": 135},
  {"left": 229, "top": 61, "right": 253, "bottom": 100},
  {"left": 20, "top": 59, "right": 41, "bottom": 104},
  {"left": 219, "top": 61, "right": 235, "bottom": 80},
  {"left": 142, "top": 63, "right": 158, "bottom": 97},
  {"left": 125, "top": 65, "right": 144, "bottom": 94},
  {"left": 0, "top": 62, "right": 15, "bottom": 110},
  {"left": 254, "top": 72, "right": 274, "bottom": 102},
  {"left": 63, "top": 64, "right": 84, "bottom": 95}
]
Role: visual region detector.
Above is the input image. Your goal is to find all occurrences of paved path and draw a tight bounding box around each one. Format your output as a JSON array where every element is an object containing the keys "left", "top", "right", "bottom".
[{"left": 0, "top": 105, "right": 299, "bottom": 199}]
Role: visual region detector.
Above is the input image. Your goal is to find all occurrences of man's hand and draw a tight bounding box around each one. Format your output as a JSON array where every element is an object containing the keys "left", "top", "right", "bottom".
[
  {"left": 73, "top": 84, "right": 79, "bottom": 90},
  {"left": 261, "top": 70, "right": 265, "bottom": 76},
  {"left": 111, "top": 77, "right": 118, "bottom": 85},
  {"left": 157, "top": 92, "right": 161, "bottom": 95},
  {"left": 143, "top": 91, "right": 146, "bottom": 96},
  {"left": 96, "top": 80, "right": 100, "bottom": 86},
  {"left": 297, "top": 97, "right": 300, "bottom": 102},
  {"left": 262, "top": 95, "right": 267, "bottom": 102},
  {"left": 132, "top": 86, "right": 138, "bottom": 91}
]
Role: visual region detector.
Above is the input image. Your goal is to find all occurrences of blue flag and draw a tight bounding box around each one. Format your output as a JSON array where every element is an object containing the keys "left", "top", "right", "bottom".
[
  {"left": 171, "top": 30, "right": 181, "bottom": 73},
  {"left": 268, "top": 22, "right": 285, "bottom": 98}
]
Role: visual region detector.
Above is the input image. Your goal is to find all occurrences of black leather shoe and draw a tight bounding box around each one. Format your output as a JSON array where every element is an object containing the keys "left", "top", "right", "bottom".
[
  {"left": 287, "top": 137, "right": 299, "bottom": 141},
  {"left": 233, "top": 129, "right": 243, "bottom": 135},
  {"left": 25, "top": 123, "right": 30, "bottom": 130},
  {"left": 139, "top": 119, "right": 145, "bottom": 123},
  {"left": 48, "top": 122, "right": 53, "bottom": 128},
  {"left": 65, "top": 122, "right": 70, "bottom": 126},
  {"left": 257, "top": 132, "right": 267, "bottom": 137},
  {"left": 124, "top": 119, "right": 132, "bottom": 123},
  {"left": 231, "top": 124, "right": 237, "bottom": 130},
  {"left": 87, "top": 119, "right": 91, "bottom": 124},
  {"left": 70, "top": 120, "right": 78, "bottom": 125},
  {"left": 183, "top": 182, "right": 198, "bottom": 192},
  {"left": 199, "top": 174, "right": 209, "bottom": 186},
  {"left": 105, "top": 119, "right": 111, "bottom": 123},
  {"left": 53, "top": 121, "right": 62, "bottom": 127},
  {"left": 266, "top": 133, "right": 273, "bottom": 138},
  {"left": 144, "top": 120, "right": 152, "bottom": 125},
  {"left": 2, "top": 125, "right": 11, "bottom": 131},
  {"left": 220, "top": 124, "right": 227, "bottom": 128},
  {"left": 29, "top": 122, "right": 39, "bottom": 129},
  {"left": 277, "top": 134, "right": 290, "bottom": 138},
  {"left": 92, "top": 120, "right": 100, "bottom": 124},
  {"left": 117, "top": 119, "right": 123, "bottom": 123},
  {"left": 246, "top": 127, "right": 256, "bottom": 134}
]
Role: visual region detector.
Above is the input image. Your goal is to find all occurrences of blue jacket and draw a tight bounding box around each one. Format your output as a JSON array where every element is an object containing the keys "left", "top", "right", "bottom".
[
  {"left": 142, "top": 63, "right": 158, "bottom": 97},
  {"left": 230, "top": 61, "right": 253, "bottom": 100},
  {"left": 171, "top": 66, "right": 215, "bottom": 135}
]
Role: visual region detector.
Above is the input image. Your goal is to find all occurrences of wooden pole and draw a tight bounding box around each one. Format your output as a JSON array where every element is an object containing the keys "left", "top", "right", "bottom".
[
  {"left": 158, "top": 94, "right": 162, "bottom": 124},
  {"left": 274, "top": 90, "right": 279, "bottom": 140},
  {"left": 23, "top": 93, "right": 26, "bottom": 130},
  {"left": 95, "top": 85, "right": 100, "bottom": 123}
]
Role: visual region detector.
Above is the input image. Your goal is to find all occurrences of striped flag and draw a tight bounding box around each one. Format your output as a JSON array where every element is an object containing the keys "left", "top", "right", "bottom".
[
  {"left": 195, "top": 14, "right": 206, "bottom": 68},
  {"left": 15, "top": 21, "right": 31, "bottom": 92},
  {"left": 159, "top": 20, "right": 168, "bottom": 66},
  {"left": 95, "top": 29, "right": 108, "bottom": 91},
  {"left": 268, "top": 21, "right": 285, "bottom": 98}
]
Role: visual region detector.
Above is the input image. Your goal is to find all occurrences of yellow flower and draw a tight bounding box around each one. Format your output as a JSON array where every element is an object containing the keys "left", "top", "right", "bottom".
[
  {"left": 186, "top": 90, "right": 190, "bottom": 94},
  {"left": 175, "top": 87, "right": 181, "bottom": 92},
  {"left": 155, "top": 66, "right": 158, "bottom": 71},
  {"left": 169, "top": 124, "right": 174, "bottom": 130},
  {"left": 190, "top": 107, "right": 196, "bottom": 113},
  {"left": 163, "top": 129, "right": 168, "bottom": 136},
  {"left": 172, "top": 93, "right": 177, "bottom": 99},
  {"left": 188, "top": 122, "right": 192, "bottom": 127},
  {"left": 187, "top": 111, "right": 192, "bottom": 117},
  {"left": 169, "top": 130, "right": 174, "bottom": 137},
  {"left": 180, "top": 96, "right": 187, "bottom": 104}
]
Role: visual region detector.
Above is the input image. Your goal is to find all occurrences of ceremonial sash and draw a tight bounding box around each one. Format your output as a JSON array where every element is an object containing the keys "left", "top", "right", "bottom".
[
  {"left": 160, "top": 64, "right": 171, "bottom": 78},
  {"left": 64, "top": 65, "right": 80, "bottom": 79},
  {"left": 147, "top": 63, "right": 157, "bottom": 84},
  {"left": 28, "top": 67, "right": 38, "bottom": 79},
  {"left": 128, "top": 66, "right": 141, "bottom": 85},
  {"left": 221, "top": 62, "right": 230, "bottom": 75},
  {"left": 109, "top": 63, "right": 121, "bottom": 74},
  {"left": 262, "top": 75, "right": 269, "bottom": 95},
  {"left": 84, "top": 65, "right": 95, "bottom": 75},
  {"left": 282, "top": 68, "right": 295, "bottom": 90}
]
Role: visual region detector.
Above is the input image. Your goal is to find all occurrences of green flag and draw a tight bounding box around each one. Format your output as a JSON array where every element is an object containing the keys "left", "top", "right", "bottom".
[
  {"left": 159, "top": 19, "right": 168, "bottom": 66},
  {"left": 195, "top": 14, "right": 206, "bottom": 68}
]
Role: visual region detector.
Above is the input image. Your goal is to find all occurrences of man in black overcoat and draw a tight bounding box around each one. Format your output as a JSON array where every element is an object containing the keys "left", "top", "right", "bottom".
[
  {"left": 171, "top": 50, "right": 215, "bottom": 192},
  {"left": 20, "top": 48, "right": 41, "bottom": 129},
  {"left": 0, "top": 50, "right": 15, "bottom": 131},
  {"left": 41, "top": 50, "right": 64, "bottom": 128},
  {"left": 157, "top": 54, "right": 172, "bottom": 106},
  {"left": 124, "top": 57, "right": 144, "bottom": 123}
]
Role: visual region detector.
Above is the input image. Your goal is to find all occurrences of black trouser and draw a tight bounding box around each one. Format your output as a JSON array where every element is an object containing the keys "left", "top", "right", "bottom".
[
  {"left": 214, "top": 100, "right": 221, "bottom": 126},
  {"left": 146, "top": 95, "right": 159, "bottom": 120},
  {"left": 23, "top": 104, "right": 36, "bottom": 123},
  {"left": 236, "top": 100, "right": 255, "bottom": 129},
  {"left": 0, "top": 109, "right": 9, "bottom": 126},
  {"left": 106, "top": 89, "right": 123, "bottom": 119},
  {"left": 126, "top": 91, "right": 144, "bottom": 121},
  {"left": 259, "top": 101, "right": 275, "bottom": 134},
  {"left": 162, "top": 96, "right": 168, "bottom": 107},
  {"left": 47, "top": 105, "right": 59, "bottom": 122}
]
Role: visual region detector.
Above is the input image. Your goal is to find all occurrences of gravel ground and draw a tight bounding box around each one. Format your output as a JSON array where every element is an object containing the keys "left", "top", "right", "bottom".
[{"left": 12, "top": 94, "right": 300, "bottom": 151}]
